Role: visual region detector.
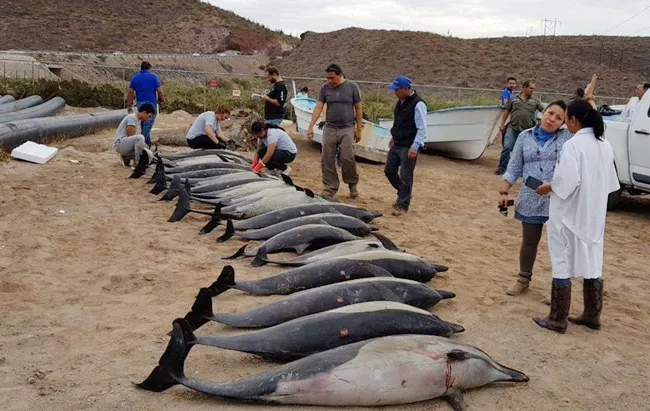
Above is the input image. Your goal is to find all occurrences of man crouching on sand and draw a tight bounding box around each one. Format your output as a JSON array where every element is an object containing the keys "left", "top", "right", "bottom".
[
  {"left": 384, "top": 75, "right": 427, "bottom": 216},
  {"left": 114, "top": 104, "right": 154, "bottom": 172}
]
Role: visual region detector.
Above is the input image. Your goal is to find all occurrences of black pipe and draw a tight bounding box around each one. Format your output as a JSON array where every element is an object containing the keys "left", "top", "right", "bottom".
[
  {"left": 0, "top": 96, "right": 45, "bottom": 114},
  {"left": 0, "top": 98, "right": 66, "bottom": 123}
]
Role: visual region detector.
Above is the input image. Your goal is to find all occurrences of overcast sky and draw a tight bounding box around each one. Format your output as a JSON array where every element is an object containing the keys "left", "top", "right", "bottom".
[{"left": 206, "top": 0, "right": 650, "bottom": 38}]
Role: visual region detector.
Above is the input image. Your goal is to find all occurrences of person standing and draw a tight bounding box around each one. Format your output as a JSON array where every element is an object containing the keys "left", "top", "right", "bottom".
[
  {"left": 495, "top": 80, "right": 544, "bottom": 175},
  {"left": 500, "top": 77, "right": 517, "bottom": 108},
  {"left": 127, "top": 61, "right": 166, "bottom": 147},
  {"left": 114, "top": 104, "right": 155, "bottom": 170},
  {"left": 620, "top": 82, "right": 649, "bottom": 121},
  {"left": 185, "top": 108, "right": 231, "bottom": 149},
  {"left": 250, "top": 121, "right": 297, "bottom": 176},
  {"left": 307, "top": 64, "right": 363, "bottom": 200},
  {"left": 498, "top": 101, "right": 570, "bottom": 296},
  {"left": 259, "top": 67, "right": 288, "bottom": 127},
  {"left": 533, "top": 99, "right": 619, "bottom": 334},
  {"left": 384, "top": 75, "right": 427, "bottom": 216}
]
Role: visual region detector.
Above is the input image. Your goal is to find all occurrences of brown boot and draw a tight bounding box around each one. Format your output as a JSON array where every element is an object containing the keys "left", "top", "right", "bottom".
[
  {"left": 568, "top": 279, "right": 602, "bottom": 330},
  {"left": 533, "top": 282, "right": 571, "bottom": 334},
  {"left": 506, "top": 272, "right": 532, "bottom": 296}
]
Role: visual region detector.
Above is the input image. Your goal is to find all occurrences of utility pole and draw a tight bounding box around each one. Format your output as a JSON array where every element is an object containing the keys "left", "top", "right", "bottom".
[
  {"left": 552, "top": 19, "right": 562, "bottom": 36},
  {"left": 541, "top": 18, "right": 552, "bottom": 44}
]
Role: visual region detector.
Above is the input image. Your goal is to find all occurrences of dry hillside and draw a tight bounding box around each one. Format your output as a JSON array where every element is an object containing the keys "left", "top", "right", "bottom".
[
  {"left": 279, "top": 28, "right": 650, "bottom": 96},
  {"left": 0, "top": 0, "right": 298, "bottom": 54}
]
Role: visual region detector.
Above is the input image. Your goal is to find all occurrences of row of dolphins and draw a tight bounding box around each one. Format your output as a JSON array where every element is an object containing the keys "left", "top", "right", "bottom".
[{"left": 131, "top": 149, "right": 529, "bottom": 410}]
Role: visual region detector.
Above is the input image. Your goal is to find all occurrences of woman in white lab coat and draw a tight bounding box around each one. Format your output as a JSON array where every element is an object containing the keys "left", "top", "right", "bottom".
[{"left": 533, "top": 99, "right": 620, "bottom": 334}]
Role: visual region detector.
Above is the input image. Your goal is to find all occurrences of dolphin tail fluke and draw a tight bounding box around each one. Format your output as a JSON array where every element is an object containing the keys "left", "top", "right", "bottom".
[
  {"left": 129, "top": 151, "right": 150, "bottom": 179},
  {"left": 181, "top": 288, "right": 214, "bottom": 332},
  {"left": 136, "top": 319, "right": 193, "bottom": 392},
  {"left": 251, "top": 246, "right": 269, "bottom": 267},
  {"left": 160, "top": 175, "right": 181, "bottom": 201},
  {"left": 207, "top": 266, "right": 236, "bottom": 297},
  {"left": 216, "top": 219, "right": 235, "bottom": 243},
  {"left": 149, "top": 159, "right": 167, "bottom": 194},
  {"left": 223, "top": 244, "right": 247, "bottom": 260},
  {"left": 371, "top": 232, "right": 401, "bottom": 251},
  {"left": 437, "top": 290, "right": 456, "bottom": 300},
  {"left": 198, "top": 205, "right": 221, "bottom": 235},
  {"left": 168, "top": 185, "right": 192, "bottom": 222}
]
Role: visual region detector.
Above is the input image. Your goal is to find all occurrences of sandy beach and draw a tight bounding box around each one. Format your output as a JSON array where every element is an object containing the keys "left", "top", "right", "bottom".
[{"left": 1, "top": 112, "right": 649, "bottom": 410}]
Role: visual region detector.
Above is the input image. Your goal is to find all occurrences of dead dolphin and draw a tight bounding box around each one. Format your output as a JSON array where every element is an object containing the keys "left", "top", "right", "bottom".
[
  {"left": 157, "top": 302, "right": 464, "bottom": 361},
  {"left": 217, "top": 213, "right": 376, "bottom": 243},
  {"left": 206, "top": 264, "right": 393, "bottom": 297},
  {"left": 257, "top": 239, "right": 389, "bottom": 265},
  {"left": 223, "top": 224, "right": 361, "bottom": 261},
  {"left": 183, "top": 278, "right": 456, "bottom": 331},
  {"left": 138, "top": 328, "right": 528, "bottom": 409}
]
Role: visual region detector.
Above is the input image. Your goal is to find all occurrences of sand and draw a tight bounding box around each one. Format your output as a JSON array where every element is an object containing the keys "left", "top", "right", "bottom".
[{"left": 1, "top": 113, "right": 649, "bottom": 411}]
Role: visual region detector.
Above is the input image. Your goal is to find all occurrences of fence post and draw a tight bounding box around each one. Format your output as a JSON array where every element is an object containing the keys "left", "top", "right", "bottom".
[
  {"left": 204, "top": 74, "right": 207, "bottom": 110},
  {"left": 123, "top": 68, "right": 127, "bottom": 109}
]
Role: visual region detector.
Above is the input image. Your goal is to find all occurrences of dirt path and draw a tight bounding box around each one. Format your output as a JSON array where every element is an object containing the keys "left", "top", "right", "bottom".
[{"left": 1, "top": 115, "right": 649, "bottom": 410}]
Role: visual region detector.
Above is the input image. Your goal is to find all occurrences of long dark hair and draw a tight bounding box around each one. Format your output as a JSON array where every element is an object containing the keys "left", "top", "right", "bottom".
[{"left": 566, "top": 99, "right": 605, "bottom": 140}]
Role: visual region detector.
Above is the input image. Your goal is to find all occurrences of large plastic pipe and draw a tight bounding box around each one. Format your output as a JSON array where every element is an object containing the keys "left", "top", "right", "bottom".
[
  {"left": 0, "top": 109, "right": 127, "bottom": 151},
  {"left": 0, "top": 95, "right": 45, "bottom": 114},
  {"left": 0, "top": 95, "right": 16, "bottom": 105},
  {"left": 0, "top": 97, "right": 66, "bottom": 123}
]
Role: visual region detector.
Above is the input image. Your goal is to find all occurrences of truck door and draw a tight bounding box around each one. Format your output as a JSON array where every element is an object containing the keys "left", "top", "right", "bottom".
[{"left": 629, "top": 92, "right": 650, "bottom": 190}]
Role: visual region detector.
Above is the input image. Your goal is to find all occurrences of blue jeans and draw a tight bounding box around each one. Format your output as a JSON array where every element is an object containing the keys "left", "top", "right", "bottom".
[
  {"left": 384, "top": 145, "right": 418, "bottom": 210},
  {"left": 498, "top": 127, "right": 522, "bottom": 172},
  {"left": 265, "top": 119, "right": 283, "bottom": 127},
  {"left": 138, "top": 102, "right": 156, "bottom": 146}
]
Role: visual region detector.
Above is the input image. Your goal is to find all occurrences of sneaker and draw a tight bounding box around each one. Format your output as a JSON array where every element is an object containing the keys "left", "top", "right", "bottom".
[
  {"left": 349, "top": 184, "right": 359, "bottom": 199},
  {"left": 320, "top": 192, "right": 336, "bottom": 201},
  {"left": 506, "top": 280, "right": 530, "bottom": 296},
  {"left": 281, "top": 166, "right": 291, "bottom": 176},
  {"left": 392, "top": 208, "right": 407, "bottom": 216}
]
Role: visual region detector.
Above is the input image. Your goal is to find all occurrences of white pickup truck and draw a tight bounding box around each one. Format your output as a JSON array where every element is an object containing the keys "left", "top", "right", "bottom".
[{"left": 603, "top": 93, "right": 650, "bottom": 209}]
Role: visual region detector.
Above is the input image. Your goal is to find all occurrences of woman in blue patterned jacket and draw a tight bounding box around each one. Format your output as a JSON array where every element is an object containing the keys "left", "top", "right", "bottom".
[{"left": 498, "top": 100, "right": 571, "bottom": 296}]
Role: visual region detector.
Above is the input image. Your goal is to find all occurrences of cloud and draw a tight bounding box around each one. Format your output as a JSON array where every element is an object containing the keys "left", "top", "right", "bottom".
[{"left": 205, "top": 0, "right": 650, "bottom": 38}]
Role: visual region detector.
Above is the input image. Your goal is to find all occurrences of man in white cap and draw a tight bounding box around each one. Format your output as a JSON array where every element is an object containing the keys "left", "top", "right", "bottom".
[{"left": 384, "top": 75, "right": 427, "bottom": 216}]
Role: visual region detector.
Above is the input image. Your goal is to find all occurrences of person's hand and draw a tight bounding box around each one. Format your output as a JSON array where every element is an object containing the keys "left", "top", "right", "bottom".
[
  {"left": 536, "top": 183, "right": 552, "bottom": 196},
  {"left": 498, "top": 193, "right": 509, "bottom": 207},
  {"left": 127, "top": 106, "right": 133, "bottom": 114},
  {"left": 354, "top": 125, "right": 362, "bottom": 143},
  {"left": 252, "top": 160, "right": 265, "bottom": 173},
  {"left": 307, "top": 126, "right": 314, "bottom": 140},
  {"left": 407, "top": 148, "right": 418, "bottom": 159},
  {"left": 388, "top": 139, "right": 393, "bottom": 149}
]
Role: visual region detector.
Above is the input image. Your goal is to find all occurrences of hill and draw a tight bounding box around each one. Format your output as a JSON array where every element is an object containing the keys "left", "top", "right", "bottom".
[
  {"left": 278, "top": 28, "right": 650, "bottom": 97},
  {"left": 0, "top": 0, "right": 298, "bottom": 54}
]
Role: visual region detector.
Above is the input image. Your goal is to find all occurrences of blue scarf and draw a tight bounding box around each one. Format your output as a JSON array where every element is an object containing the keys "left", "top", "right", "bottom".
[{"left": 534, "top": 126, "right": 555, "bottom": 147}]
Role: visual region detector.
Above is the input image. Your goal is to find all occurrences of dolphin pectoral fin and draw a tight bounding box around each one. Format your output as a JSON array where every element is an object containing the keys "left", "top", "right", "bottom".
[
  {"left": 207, "top": 266, "right": 236, "bottom": 297},
  {"left": 446, "top": 350, "right": 470, "bottom": 362},
  {"left": 292, "top": 243, "right": 311, "bottom": 255},
  {"left": 371, "top": 232, "right": 401, "bottom": 251},
  {"left": 446, "top": 390, "right": 465, "bottom": 411}
]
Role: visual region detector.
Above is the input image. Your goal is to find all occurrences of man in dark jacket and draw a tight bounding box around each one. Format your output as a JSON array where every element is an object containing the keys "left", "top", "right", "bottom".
[{"left": 385, "top": 75, "right": 427, "bottom": 216}]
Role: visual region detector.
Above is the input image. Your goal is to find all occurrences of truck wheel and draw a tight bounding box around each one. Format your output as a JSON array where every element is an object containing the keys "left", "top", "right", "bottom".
[{"left": 607, "top": 188, "right": 623, "bottom": 210}]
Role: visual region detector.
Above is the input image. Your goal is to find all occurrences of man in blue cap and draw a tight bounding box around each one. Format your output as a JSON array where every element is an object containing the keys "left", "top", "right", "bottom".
[
  {"left": 126, "top": 61, "right": 166, "bottom": 147},
  {"left": 385, "top": 75, "right": 427, "bottom": 216}
]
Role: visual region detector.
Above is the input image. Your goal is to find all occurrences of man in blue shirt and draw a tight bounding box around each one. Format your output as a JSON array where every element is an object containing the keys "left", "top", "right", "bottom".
[
  {"left": 384, "top": 75, "right": 427, "bottom": 216},
  {"left": 127, "top": 61, "right": 166, "bottom": 147},
  {"left": 501, "top": 77, "right": 517, "bottom": 108}
]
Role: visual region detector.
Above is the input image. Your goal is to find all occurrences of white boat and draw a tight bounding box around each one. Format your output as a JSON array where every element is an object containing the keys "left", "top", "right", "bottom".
[
  {"left": 379, "top": 105, "right": 503, "bottom": 160},
  {"left": 291, "top": 97, "right": 391, "bottom": 163}
]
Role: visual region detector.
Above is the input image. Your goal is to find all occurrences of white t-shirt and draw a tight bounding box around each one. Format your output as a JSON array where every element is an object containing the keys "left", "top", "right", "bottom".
[
  {"left": 115, "top": 113, "right": 140, "bottom": 142},
  {"left": 619, "top": 97, "right": 640, "bottom": 122},
  {"left": 262, "top": 128, "right": 297, "bottom": 154},
  {"left": 186, "top": 111, "right": 220, "bottom": 140}
]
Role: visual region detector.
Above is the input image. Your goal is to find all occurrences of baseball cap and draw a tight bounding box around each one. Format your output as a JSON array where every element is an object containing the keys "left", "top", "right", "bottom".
[{"left": 388, "top": 75, "right": 412, "bottom": 90}]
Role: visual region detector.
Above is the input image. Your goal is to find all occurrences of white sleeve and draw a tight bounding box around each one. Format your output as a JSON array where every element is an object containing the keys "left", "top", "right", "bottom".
[
  {"left": 551, "top": 143, "right": 581, "bottom": 200},
  {"left": 126, "top": 115, "right": 139, "bottom": 128}
]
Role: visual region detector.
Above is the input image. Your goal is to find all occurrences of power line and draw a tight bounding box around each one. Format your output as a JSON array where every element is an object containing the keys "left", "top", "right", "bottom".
[{"left": 602, "top": 5, "right": 650, "bottom": 35}]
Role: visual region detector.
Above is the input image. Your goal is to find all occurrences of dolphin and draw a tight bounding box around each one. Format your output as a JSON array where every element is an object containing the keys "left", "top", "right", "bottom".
[
  {"left": 206, "top": 264, "right": 394, "bottom": 297},
  {"left": 217, "top": 213, "right": 376, "bottom": 243},
  {"left": 137, "top": 326, "right": 529, "bottom": 409},
  {"left": 183, "top": 278, "right": 456, "bottom": 331}
]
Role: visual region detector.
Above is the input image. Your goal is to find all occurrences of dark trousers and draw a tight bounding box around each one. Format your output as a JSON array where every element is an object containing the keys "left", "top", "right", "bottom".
[
  {"left": 519, "top": 222, "right": 544, "bottom": 281},
  {"left": 187, "top": 134, "right": 226, "bottom": 150},
  {"left": 384, "top": 145, "right": 417, "bottom": 210},
  {"left": 257, "top": 147, "right": 296, "bottom": 171}
]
